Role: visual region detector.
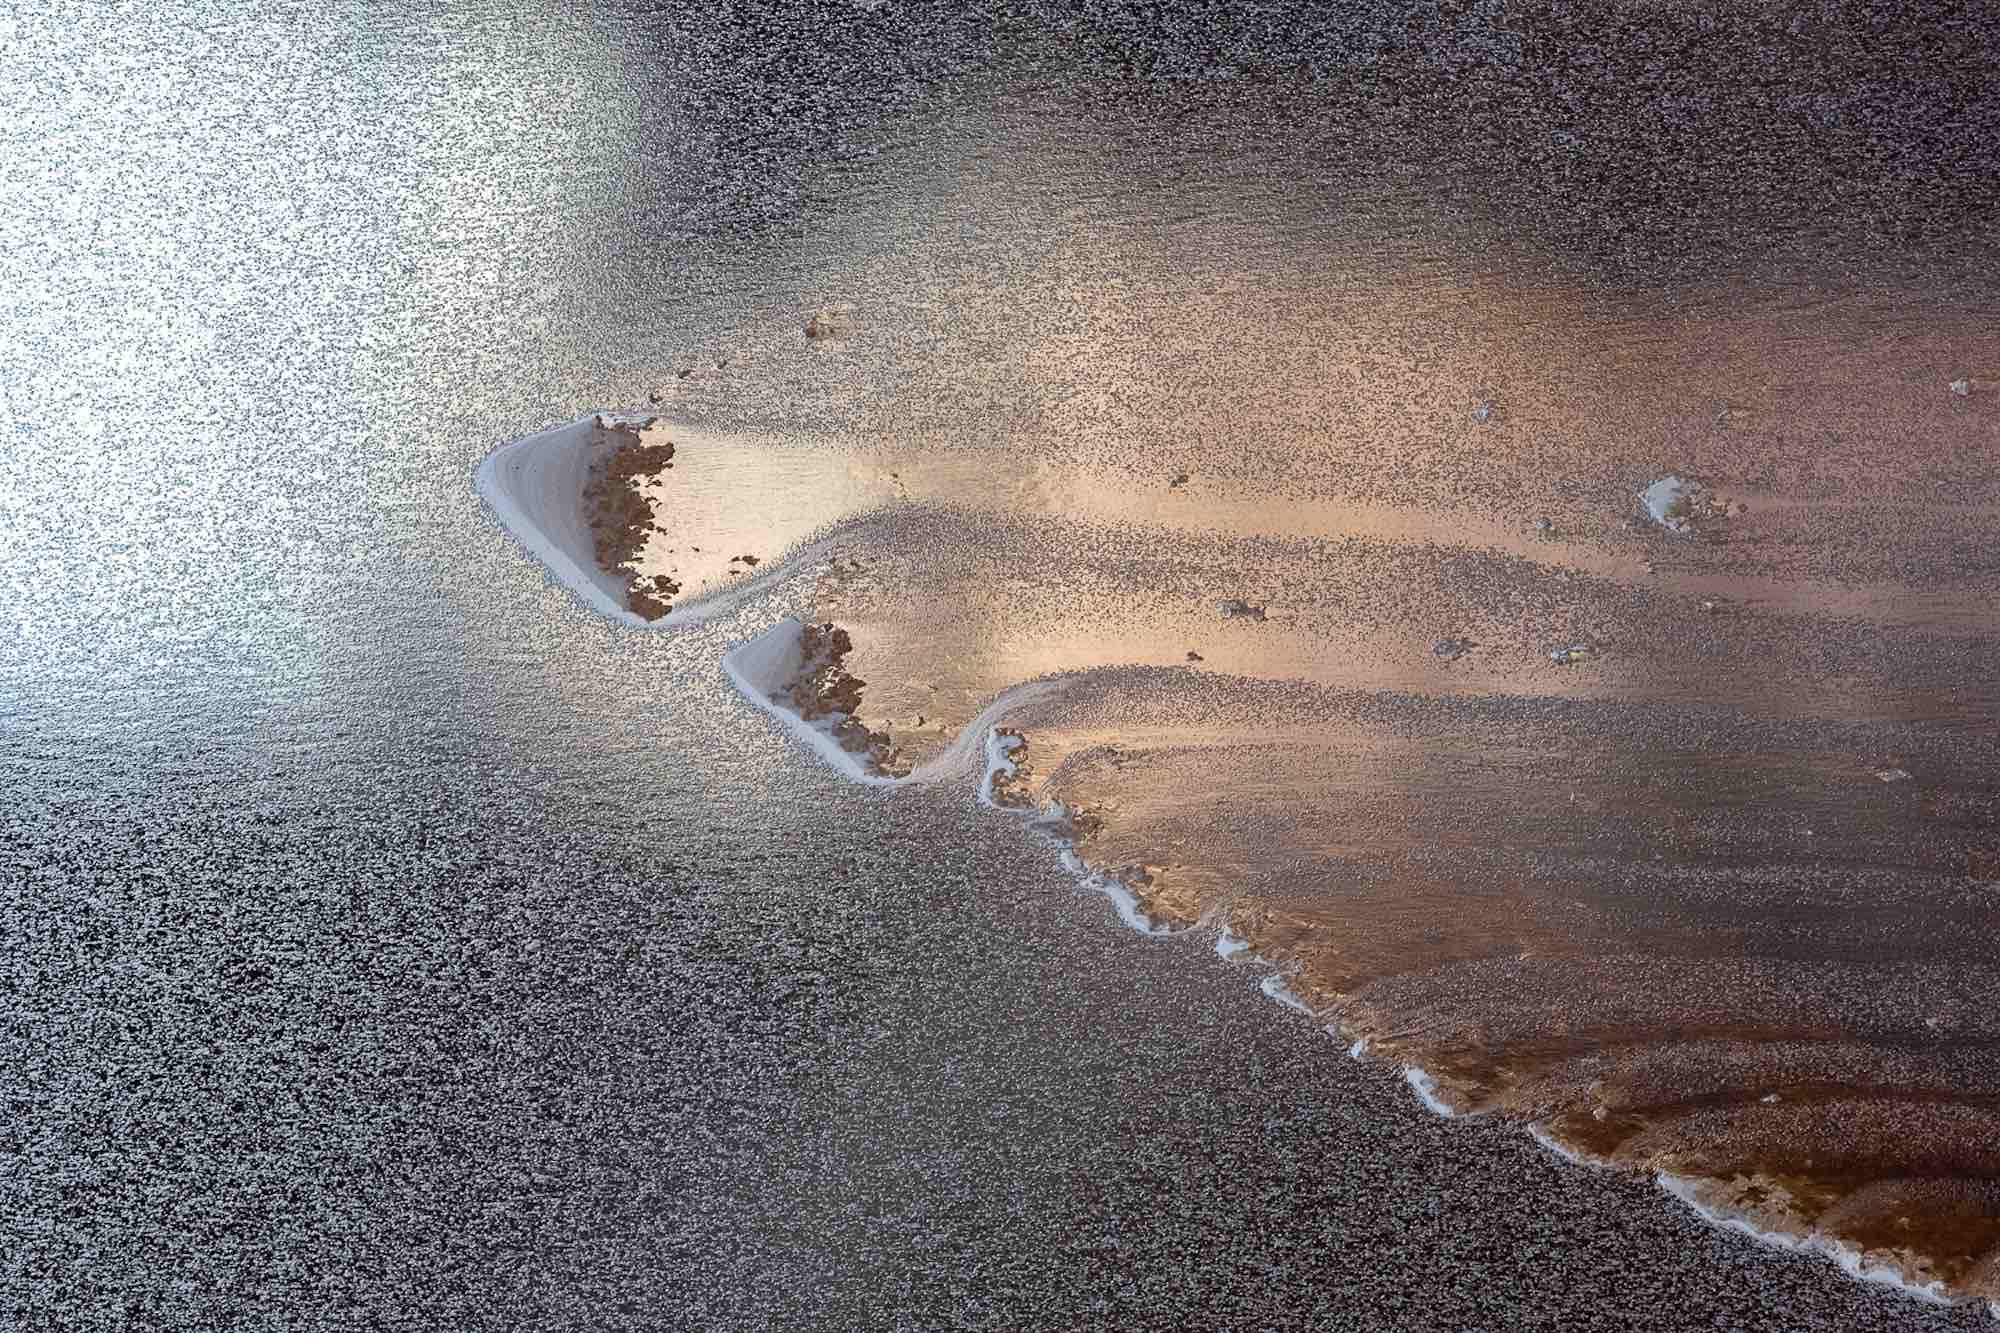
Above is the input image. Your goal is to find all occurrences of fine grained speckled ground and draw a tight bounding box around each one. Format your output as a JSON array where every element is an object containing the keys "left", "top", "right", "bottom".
[{"left": 5, "top": 0, "right": 1998, "bottom": 1328}]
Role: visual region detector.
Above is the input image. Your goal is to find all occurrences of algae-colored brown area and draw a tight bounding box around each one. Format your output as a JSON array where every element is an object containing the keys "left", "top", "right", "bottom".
[{"left": 997, "top": 693, "right": 2000, "bottom": 1302}]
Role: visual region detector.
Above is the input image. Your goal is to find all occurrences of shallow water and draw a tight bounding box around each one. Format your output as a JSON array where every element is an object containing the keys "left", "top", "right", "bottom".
[{"left": 6, "top": 2, "right": 1998, "bottom": 1328}]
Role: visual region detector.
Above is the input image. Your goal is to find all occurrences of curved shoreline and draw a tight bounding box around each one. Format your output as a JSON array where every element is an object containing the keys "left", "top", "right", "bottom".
[
  {"left": 720, "top": 618, "right": 1067, "bottom": 791},
  {"left": 477, "top": 414, "right": 1999, "bottom": 1322},
  {"left": 718, "top": 617, "right": 1990, "bottom": 1318},
  {"left": 474, "top": 414, "right": 643, "bottom": 625},
  {"left": 474, "top": 413, "right": 841, "bottom": 631},
  {"left": 1655, "top": 1171, "right": 1957, "bottom": 1307}
]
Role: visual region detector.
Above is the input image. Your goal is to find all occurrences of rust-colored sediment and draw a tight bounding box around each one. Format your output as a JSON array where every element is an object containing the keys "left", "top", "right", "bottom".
[
  {"left": 967, "top": 710, "right": 2000, "bottom": 1306},
  {"left": 1646, "top": 1168, "right": 2000, "bottom": 1298},
  {"left": 1176, "top": 851, "right": 2000, "bottom": 1300}
]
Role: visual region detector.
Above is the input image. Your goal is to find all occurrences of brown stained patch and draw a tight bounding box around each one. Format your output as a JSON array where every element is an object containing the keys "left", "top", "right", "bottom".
[
  {"left": 1520, "top": 1113, "right": 2000, "bottom": 1289},
  {"left": 581, "top": 415, "right": 679, "bottom": 620},
  {"left": 1521, "top": 1129, "right": 2000, "bottom": 1289},
  {"left": 783, "top": 623, "right": 911, "bottom": 778},
  {"left": 1537, "top": 1108, "right": 1651, "bottom": 1162},
  {"left": 1224, "top": 901, "right": 2000, "bottom": 1300},
  {"left": 1821, "top": 1184, "right": 2000, "bottom": 1286},
  {"left": 1662, "top": 1166, "right": 2000, "bottom": 1288}
]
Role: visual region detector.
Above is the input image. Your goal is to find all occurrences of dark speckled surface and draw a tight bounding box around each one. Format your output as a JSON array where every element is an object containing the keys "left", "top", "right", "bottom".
[
  {"left": 3, "top": 3, "right": 1995, "bottom": 1329},
  {"left": 14, "top": 726, "right": 1991, "bottom": 1330}
]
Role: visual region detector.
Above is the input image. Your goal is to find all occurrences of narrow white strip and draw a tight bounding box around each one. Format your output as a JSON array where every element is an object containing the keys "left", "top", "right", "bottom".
[
  {"left": 1259, "top": 973, "right": 1317, "bottom": 1016},
  {"left": 1527, "top": 1123, "right": 1597, "bottom": 1167},
  {"left": 1402, "top": 1066, "right": 1457, "bottom": 1118},
  {"left": 1654, "top": 1173, "right": 1957, "bottom": 1307}
]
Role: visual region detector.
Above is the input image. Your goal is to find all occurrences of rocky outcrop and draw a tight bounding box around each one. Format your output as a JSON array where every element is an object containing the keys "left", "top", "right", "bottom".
[
  {"left": 581, "top": 415, "right": 677, "bottom": 619},
  {"left": 782, "top": 623, "right": 908, "bottom": 777}
]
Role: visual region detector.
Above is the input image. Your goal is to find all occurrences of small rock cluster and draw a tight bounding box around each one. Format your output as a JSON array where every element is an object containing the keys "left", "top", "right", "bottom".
[{"left": 1218, "top": 599, "right": 1267, "bottom": 622}]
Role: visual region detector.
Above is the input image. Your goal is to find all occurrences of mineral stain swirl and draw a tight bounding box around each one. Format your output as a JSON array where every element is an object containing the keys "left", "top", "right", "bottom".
[{"left": 478, "top": 274, "right": 2000, "bottom": 1316}]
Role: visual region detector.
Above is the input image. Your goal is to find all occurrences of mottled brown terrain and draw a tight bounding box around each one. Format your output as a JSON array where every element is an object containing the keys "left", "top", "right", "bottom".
[{"left": 610, "top": 271, "right": 2000, "bottom": 1305}]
